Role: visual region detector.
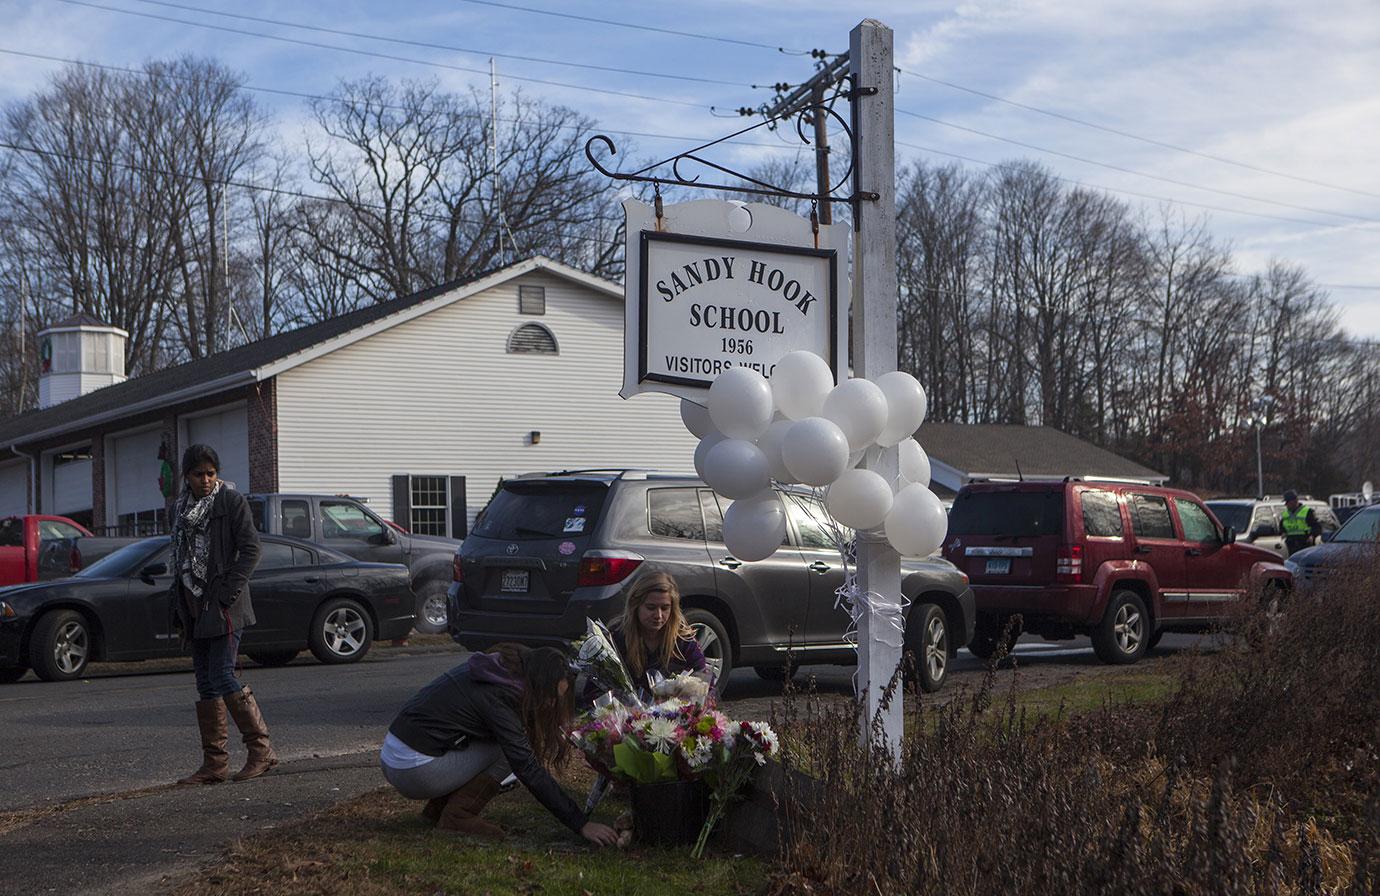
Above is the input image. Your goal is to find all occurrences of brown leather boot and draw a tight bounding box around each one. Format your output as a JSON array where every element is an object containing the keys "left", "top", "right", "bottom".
[
  {"left": 422, "top": 796, "right": 447, "bottom": 825},
  {"left": 178, "top": 698, "right": 229, "bottom": 785},
  {"left": 225, "top": 686, "right": 278, "bottom": 781},
  {"left": 436, "top": 774, "right": 506, "bottom": 839}
]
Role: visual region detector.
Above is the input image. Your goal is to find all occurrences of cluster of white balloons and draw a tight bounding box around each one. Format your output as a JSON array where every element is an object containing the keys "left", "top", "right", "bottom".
[{"left": 681, "top": 351, "right": 948, "bottom": 562}]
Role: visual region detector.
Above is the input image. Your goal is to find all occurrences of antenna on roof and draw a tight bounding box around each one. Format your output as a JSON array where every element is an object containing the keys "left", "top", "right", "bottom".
[{"left": 1014, "top": 458, "right": 1024, "bottom": 482}]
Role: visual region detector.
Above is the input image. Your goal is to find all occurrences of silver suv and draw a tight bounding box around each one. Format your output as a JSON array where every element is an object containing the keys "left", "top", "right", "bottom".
[
  {"left": 446, "top": 470, "right": 975, "bottom": 693},
  {"left": 1206, "top": 496, "right": 1340, "bottom": 558}
]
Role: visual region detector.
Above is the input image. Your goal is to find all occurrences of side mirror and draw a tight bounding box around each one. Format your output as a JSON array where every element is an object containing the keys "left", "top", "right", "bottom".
[
  {"left": 140, "top": 562, "right": 168, "bottom": 582},
  {"left": 369, "top": 529, "right": 395, "bottom": 546}
]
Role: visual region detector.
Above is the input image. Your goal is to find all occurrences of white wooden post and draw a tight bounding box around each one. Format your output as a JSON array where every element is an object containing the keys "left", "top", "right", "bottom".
[{"left": 850, "top": 19, "right": 903, "bottom": 755}]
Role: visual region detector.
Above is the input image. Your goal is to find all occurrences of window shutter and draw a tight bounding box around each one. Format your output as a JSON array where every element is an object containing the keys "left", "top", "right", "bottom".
[
  {"left": 519, "top": 285, "right": 546, "bottom": 315},
  {"left": 449, "top": 476, "right": 467, "bottom": 538},
  {"left": 391, "top": 475, "right": 410, "bottom": 529}
]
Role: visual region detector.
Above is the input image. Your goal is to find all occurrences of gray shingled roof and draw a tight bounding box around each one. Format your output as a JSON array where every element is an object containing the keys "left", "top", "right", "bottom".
[
  {"left": 0, "top": 274, "right": 480, "bottom": 451},
  {"left": 918, "top": 422, "right": 1165, "bottom": 482}
]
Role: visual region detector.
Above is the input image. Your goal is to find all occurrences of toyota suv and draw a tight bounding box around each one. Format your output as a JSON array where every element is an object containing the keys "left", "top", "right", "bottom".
[
  {"left": 446, "top": 470, "right": 975, "bottom": 693},
  {"left": 941, "top": 480, "right": 1291, "bottom": 665},
  {"left": 1204, "top": 497, "right": 1340, "bottom": 558}
]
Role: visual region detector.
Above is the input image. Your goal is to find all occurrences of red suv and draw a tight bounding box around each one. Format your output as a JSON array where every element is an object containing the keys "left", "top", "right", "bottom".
[{"left": 941, "top": 480, "right": 1292, "bottom": 664}]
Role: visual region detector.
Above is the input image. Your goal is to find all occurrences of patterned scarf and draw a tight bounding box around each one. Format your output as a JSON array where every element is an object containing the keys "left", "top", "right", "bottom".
[{"left": 172, "top": 481, "right": 221, "bottom": 598}]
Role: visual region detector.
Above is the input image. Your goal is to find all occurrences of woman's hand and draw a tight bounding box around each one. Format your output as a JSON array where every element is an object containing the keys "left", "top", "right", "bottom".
[{"left": 580, "top": 821, "right": 620, "bottom": 847}]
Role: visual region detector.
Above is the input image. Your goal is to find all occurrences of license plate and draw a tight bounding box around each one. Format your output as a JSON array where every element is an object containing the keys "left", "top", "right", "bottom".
[
  {"left": 985, "top": 558, "right": 1011, "bottom": 575},
  {"left": 500, "top": 570, "right": 530, "bottom": 593}
]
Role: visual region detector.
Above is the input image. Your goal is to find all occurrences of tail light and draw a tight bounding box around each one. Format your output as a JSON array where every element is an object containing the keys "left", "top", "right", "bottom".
[
  {"left": 69, "top": 545, "right": 83, "bottom": 574},
  {"left": 1056, "top": 544, "right": 1083, "bottom": 583},
  {"left": 452, "top": 554, "right": 464, "bottom": 583},
  {"left": 576, "top": 551, "right": 644, "bottom": 587}
]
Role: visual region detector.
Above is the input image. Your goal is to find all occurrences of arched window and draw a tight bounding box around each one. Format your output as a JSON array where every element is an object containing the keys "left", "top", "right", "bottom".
[{"left": 506, "top": 323, "right": 558, "bottom": 354}]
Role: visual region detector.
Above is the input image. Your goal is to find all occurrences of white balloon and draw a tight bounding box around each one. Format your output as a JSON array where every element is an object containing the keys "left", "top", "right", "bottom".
[
  {"left": 782, "top": 417, "right": 850, "bottom": 487},
  {"left": 693, "top": 431, "right": 726, "bottom": 481},
  {"left": 703, "top": 439, "right": 771, "bottom": 499},
  {"left": 822, "top": 378, "right": 888, "bottom": 451},
  {"left": 680, "top": 398, "right": 714, "bottom": 439},
  {"left": 756, "top": 419, "right": 798, "bottom": 484},
  {"left": 875, "top": 372, "right": 928, "bottom": 447},
  {"left": 722, "top": 490, "right": 787, "bottom": 561},
  {"left": 824, "top": 469, "right": 894, "bottom": 530},
  {"left": 898, "top": 439, "right": 931, "bottom": 487},
  {"left": 708, "top": 366, "right": 775, "bottom": 440},
  {"left": 771, "top": 350, "right": 836, "bottom": 421},
  {"left": 884, "top": 484, "right": 948, "bottom": 557}
]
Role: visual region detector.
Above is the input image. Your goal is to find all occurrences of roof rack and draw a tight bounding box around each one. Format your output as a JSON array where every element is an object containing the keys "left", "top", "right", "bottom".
[{"left": 514, "top": 468, "right": 653, "bottom": 480}]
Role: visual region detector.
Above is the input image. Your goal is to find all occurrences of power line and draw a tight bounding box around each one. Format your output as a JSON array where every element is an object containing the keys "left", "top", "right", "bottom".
[
  {"left": 0, "top": 47, "right": 802, "bottom": 153},
  {"left": 447, "top": 0, "right": 810, "bottom": 54},
  {"left": 895, "top": 139, "right": 1368, "bottom": 230},
  {"left": 897, "top": 108, "right": 1380, "bottom": 225},
  {"left": 47, "top": 0, "right": 726, "bottom": 111},
  {"left": 116, "top": 0, "right": 767, "bottom": 89},
  {"left": 895, "top": 65, "right": 1380, "bottom": 203}
]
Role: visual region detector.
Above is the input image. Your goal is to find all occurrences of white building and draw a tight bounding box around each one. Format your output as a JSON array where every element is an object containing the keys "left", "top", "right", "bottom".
[{"left": 0, "top": 258, "right": 697, "bottom": 535}]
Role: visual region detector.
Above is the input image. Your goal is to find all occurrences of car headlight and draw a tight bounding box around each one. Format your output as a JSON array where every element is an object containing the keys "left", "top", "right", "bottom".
[
  {"left": 1283, "top": 560, "right": 1300, "bottom": 576},
  {"left": 0, "top": 601, "right": 14, "bottom": 619}
]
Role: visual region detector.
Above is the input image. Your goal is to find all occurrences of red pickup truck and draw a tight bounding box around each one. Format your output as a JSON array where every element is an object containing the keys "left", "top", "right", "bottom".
[
  {"left": 0, "top": 516, "right": 131, "bottom": 588},
  {"left": 941, "top": 480, "right": 1292, "bottom": 665}
]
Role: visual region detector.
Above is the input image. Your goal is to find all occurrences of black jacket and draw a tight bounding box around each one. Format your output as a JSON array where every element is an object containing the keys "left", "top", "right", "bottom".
[
  {"left": 389, "top": 662, "right": 587, "bottom": 833},
  {"left": 172, "top": 487, "right": 261, "bottom": 640}
]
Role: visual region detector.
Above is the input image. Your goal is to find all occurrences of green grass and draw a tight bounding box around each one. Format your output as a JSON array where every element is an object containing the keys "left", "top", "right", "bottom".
[{"left": 1009, "top": 671, "right": 1177, "bottom": 719}]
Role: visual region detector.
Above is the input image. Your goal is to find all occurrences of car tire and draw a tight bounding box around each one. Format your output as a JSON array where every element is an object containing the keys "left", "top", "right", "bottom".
[
  {"left": 412, "top": 583, "right": 449, "bottom": 635},
  {"left": 967, "top": 612, "right": 1019, "bottom": 660},
  {"left": 1146, "top": 629, "right": 1165, "bottom": 651},
  {"left": 308, "top": 598, "right": 374, "bottom": 665},
  {"left": 905, "top": 603, "right": 950, "bottom": 693},
  {"left": 684, "top": 608, "right": 733, "bottom": 696},
  {"left": 1092, "top": 590, "right": 1149, "bottom": 665},
  {"left": 0, "top": 666, "right": 28, "bottom": 684},
  {"left": 29, "top": 609, "right": 92, "bottom": 682},
  {"left": 247, "top": 649, "right": 299, "bottom": 668},
  {"left": 754, "top": 662, "right": 797, "bottom": 682}
]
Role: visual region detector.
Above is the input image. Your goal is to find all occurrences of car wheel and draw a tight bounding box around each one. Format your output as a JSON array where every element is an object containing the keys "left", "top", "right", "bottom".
[
  {"left": 0, "top": 666, "right": 28, "bottom": 684},
  {"left": 684, "top": 608, "right": 733, "bottom": 696},
  {"left": 967, "top": 612, "right": 1019, "bottom": 660},
  {"left": 308, "top": 598, "right": 374, "bottom": 665},
  {"left": 412, "top": 583, "right": 449, "bottom": 635},
  {"left": 246, "top": 649, "right": 299, "bottom": 668},
  {"left": 1146, "top": 629, "right": 1165, "bottom": 651},
  {"left": 754, "top": 662, "right": 797, "bottom": 682},
  {"left": 29, "top": 609, "right": 92, "bottom": 681},
  {"left": 906, "top": 603, "right": 950, "bottom": 693},
  {"left": 1092, "top": 590, "right": 1149, "bottom": 665}
]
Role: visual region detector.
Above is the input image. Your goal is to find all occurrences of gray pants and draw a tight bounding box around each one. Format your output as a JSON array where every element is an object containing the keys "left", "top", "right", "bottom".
[{"left": 381, "top": 741, "right": 509, "bottom": 801}]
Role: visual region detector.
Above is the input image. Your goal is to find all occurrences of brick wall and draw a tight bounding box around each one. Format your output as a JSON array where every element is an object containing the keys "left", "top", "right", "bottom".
[{"left": 248, "top": 378, "right": 278, "bottom": 493}]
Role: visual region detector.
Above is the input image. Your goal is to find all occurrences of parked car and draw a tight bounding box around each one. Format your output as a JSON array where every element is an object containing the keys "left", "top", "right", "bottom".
[
  {"left": 447, "top": 471, "right": 975, "bottom": 694},
  {"left": 247, "top": 493, "right": 461, "bottom": 634},
  {"left": 1283, "top": 503, "right": 1380, "bottom": 587},
  {"left": 0, "top": 515, "right": 135, "bottom": 588},
  {"left": 1204, "top": 497, "right": 1340, "bottom": 557},
  {"left": 941, "top": 480, "right": 1292, "bottom": 665},
  {"left": 0, "top": 534, "right": 415, "bottom": 683}
]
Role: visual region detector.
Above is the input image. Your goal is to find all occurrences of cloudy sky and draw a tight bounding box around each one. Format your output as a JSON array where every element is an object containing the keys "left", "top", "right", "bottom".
[{"left": 4, "top": 0, "right": 1379, "bottom": 334}]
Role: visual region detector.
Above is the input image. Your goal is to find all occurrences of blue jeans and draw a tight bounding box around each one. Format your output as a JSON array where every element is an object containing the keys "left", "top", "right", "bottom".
[{"left": 191, "top": 631, "right": 243, "bottom": 700}]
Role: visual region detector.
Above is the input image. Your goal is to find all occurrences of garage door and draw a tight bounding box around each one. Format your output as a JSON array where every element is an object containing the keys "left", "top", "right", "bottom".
[
  {"left": 111, "top": 428, "right": 165, "bottom": 516},
  {"left": 186, "top": 406, "right": 249, "bottom": 492},
  {"left": 52, "top": 456, "right": 93, "bottom": 515},
  {"left": 0, "top": 461, "right": 27, "bottom": 516}
]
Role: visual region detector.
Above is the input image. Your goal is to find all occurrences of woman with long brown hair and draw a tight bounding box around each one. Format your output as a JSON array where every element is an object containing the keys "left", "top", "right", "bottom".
[
  {"left": 381, "top": 644, "right": 618, "bottom": 845},
  {"left": 614, "top": 571, "right": 707, "bottom": 693}
]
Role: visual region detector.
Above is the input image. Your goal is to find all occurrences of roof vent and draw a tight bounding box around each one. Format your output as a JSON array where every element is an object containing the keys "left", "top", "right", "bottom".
[{"left": 37, "top": 315, "right": 128, "bottom": 408}]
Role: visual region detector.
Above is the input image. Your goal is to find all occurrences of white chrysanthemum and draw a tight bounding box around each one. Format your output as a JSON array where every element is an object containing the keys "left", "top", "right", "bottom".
[{"left": 644, "top": 717, "right": 679, "bottom": 753}]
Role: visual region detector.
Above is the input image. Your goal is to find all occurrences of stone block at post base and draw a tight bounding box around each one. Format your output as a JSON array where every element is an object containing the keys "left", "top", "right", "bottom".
[
  {"left": 631, "top": 779, "right": 709, "bottom": 847},
  {"left": 718, "top": 759, "right": 825, "bottom": 858}
]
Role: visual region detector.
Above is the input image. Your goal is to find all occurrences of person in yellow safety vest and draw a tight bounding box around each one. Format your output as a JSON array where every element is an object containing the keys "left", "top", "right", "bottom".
[{"left": 1280, "top": 490, "right": 1322, "bottom": 557}]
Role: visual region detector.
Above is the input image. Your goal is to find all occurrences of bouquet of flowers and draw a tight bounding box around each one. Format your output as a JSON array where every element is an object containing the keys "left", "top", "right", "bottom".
[
  {"left": 692, "top": 719, "right": 781, "bottom": 858},
  {"left": 572, "top": 617, "right": 639, "bottom": 701},
  {"left": 648, "top": 668, "right": 714, "bottom": 704}
]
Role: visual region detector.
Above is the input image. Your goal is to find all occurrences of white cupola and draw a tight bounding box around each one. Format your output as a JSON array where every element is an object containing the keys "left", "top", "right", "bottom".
[{"left": 37, "top": 314, "right": 128, "bottom": 408}]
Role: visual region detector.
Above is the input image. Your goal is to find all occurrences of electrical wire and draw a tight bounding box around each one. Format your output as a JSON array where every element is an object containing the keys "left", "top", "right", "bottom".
[
  {"left": 895, "top": 65, "right": 1380, "bottom": 202},
  {"left": 897, "top": 109, "right": 1380, "bottom": 224}
]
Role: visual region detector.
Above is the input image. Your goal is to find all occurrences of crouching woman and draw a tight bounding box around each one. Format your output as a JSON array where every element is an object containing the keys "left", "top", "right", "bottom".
[{"left": 381, "top": 644, "right": 619, "bottom": 846}]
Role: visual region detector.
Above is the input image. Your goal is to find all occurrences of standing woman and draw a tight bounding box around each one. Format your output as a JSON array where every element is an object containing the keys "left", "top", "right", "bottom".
[
  {"left": 614, "top": 571, "right": 707, "bottom": 694},
  {"left": 381, "top": 643, "right": 619, "bottom": 845},
  {"left": 173, "top": 444, "right": 276, "bottom": 785}
]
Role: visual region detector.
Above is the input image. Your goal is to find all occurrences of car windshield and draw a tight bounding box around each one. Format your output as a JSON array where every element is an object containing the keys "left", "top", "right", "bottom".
[
  {"left": 75, "top": 539, "right": 167, "bottom": 578},
  {"left": 1206, "top": 503, "right": 1252, "bottom": 534},
  {"left": 1329, "top": 508, "right": 1380, "bottom": 543},
  {"left": 472, "top": 481, "right": 609, "bottom": 540},
  {"left": 947, "top": 489, "right": 1064, "bottom": 537}
]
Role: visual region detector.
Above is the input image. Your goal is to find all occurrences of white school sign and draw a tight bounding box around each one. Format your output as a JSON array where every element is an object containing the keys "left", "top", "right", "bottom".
[{"left": 620, "top": 198, "right": 850, "bottom": 402}]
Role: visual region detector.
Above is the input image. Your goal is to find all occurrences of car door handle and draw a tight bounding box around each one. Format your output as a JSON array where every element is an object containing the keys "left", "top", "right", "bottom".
[
  {"left": 1134, "top": 546, "right": 1152, "bottom": 555},
  {"left": 718, "top": 557, "right": 742, "bottom": 569},
  {"left": 809, "top": 561, "right": 831, "bottom": 573},
  {"left": 1185, "top": 548, "right": 1202, "bottom": 557},
  {"left": 304, "top": 576, "right": 321, "bottom": 584}
]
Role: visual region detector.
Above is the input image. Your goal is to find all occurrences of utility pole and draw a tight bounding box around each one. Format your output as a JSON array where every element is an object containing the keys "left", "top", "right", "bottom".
[
  {"left": 752, "top": 53, "right": 849, "bottom": 222},
  {"left": 490, "top": 58, "right": 505, "bottom": 264},
  {"left": 849, "top": 19, "right": 903, "bottom": 755}
]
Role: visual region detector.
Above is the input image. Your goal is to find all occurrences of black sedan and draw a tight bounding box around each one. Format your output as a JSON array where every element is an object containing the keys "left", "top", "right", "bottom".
[{"left": 0, "top": 535, "right": 415, "bottom": 682}]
